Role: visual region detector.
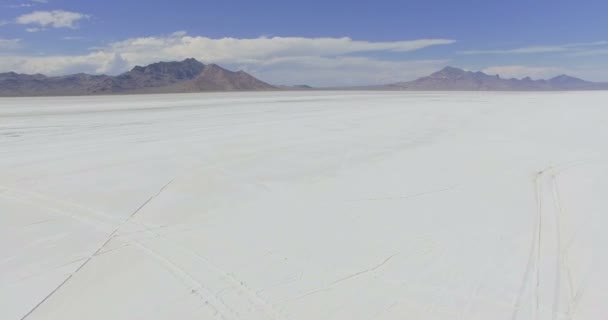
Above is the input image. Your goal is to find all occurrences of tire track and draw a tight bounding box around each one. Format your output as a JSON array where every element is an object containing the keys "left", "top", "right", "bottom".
[
  {"left": 112, "top": 227, "right": 288, "bottom": 320},
  {"left": 512, "top": 167, "right": 565, "bottom": 320},
  {"left": 19, "top": 178, "right": 175, "bottom": 320},
  {"left": 510, "top": 172, "right": 542, "bottom": 320},
  {"left": 549, "top": 171, "right": 565, "bottom": 320},
  {"left": 5, "top": 183, "right": 284, "bottom": 320},
  {"left": 534, "top": 169, "right": 545, "bottom": 320},
  {"left": 127, "top": 239, "right": 238, "bottom": 320},
  {"left": 0, "top": 186, "right": 120, "bottom": 233},
  {"left": 137, "top": 233, "right": 286, "bottom": 320}
]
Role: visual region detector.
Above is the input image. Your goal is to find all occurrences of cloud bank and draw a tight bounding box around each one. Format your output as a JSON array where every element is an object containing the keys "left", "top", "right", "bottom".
[
  {"left": 16, "top": 10, "right": 89, "bottom": 29},
  {"left": 0, "top": 32, "right": 455, "bottom": 86},
  {"left": 459, "top": 41, "right": 608, "bottom": 55}
]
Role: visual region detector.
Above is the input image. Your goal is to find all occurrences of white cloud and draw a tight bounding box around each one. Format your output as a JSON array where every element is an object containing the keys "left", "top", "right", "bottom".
[
  {"left": 100, "top": 33, "right": 455, "bottom": 65},
  {"left": 63, "top": 36, "right": 84, "bottom": 40},
  {"left": 25, "top": 27, "right": 45, "bottom": 32},
  {"left": 0, "top": 32, "right": 455, "bottom": 85},
  {"left": 0, "top": 52, "right": 126, "bottom": 75},
  {"left": 16, "top": 10, "right": 89, "bottom": 29},
  {"left": 482, "top": 65, "right": 566, "bottom": 79},
  {"left": 9, "top": 3, "right": 34, "bottom": 8},
  {"left": 7, "top": 0, "right": 49, "bottom": 9},
  {"left": 459, "top": 41, "right": 608, "bottom": 55},
  {"left": 461, "top": 46, "right": 568, "bottom": 55},
  {"left": 0, "top": 20, "right": 9, "bottom": 26},
  {"left": 569, "top": 49, "right": 608, "bottom": 56},
  {"left": 0, "top": 38, "right": 22, "bottom": 50}
]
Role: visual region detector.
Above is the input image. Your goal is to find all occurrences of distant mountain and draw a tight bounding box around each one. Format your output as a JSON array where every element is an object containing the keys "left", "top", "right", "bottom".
[
  {"left": 2, "top": 62, "right": 608, "bottom": 96},
  {"left": 0, "top": 58, "right": 275, "bottom": 96},
  {"left": 386, "top": 66, "right": 608, "bottom": 91},
  {"left": 546, "top": 74, "right": 594, "bottom": 90}
]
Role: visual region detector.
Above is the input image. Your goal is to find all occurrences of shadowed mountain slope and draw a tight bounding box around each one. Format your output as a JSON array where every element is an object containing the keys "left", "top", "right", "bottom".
[
  {"left": 0, "top": 58, "right": 275, "bottom": 96},
  {"left": 386, "top": 66, "right": 608, "bottom": 91}
]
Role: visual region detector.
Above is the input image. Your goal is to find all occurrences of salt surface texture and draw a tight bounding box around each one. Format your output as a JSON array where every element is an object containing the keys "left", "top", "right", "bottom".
[{"left": 1, "top": 91, "right": 607, "bottom": 320}]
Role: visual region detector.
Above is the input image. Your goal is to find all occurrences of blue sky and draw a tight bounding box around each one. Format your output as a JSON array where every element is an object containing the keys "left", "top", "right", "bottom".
[{"left": 1, "top": 0, "right": 608, "bottom": 85}]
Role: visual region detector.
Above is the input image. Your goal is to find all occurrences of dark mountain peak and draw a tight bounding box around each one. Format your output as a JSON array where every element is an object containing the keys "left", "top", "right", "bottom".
[
  {"left": 390, "top": 66, "right": 608, "bottom": 91},
  {"left": 432, "top": 66, "right": 468, "bottom": 77},
  {"left": 440, "top": 66, "right": 466, "bottom": 73},
  {"left": 425, "top": 66, "right": 500, "bottom": 84},
  {"left": 549, "top": 74, "right": 587, "bottom": 84},
  {"left": 551, "top": 74, "right": 576, "bottom": 80},
  {"left": 0, "top": 72, "right": 47, "bottom": 81},
  {"left": 130, "top": 58, "right": 205, "bottom": 80},
  {"left": 0, "top": 72, "right": 20, "bottom": 80},
  {"left": 0, "top": 58, "right": 275, "bottom": 96}
]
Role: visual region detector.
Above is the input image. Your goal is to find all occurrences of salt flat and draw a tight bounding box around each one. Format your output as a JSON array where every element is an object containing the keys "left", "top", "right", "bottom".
[{"left": 1, "top": 91, "right": 607, "bottom": 320}]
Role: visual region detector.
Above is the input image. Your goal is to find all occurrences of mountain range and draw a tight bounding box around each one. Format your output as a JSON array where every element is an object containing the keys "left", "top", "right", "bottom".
[
  {"left": 1, "top": 59, "right": 607, "bottom": 96},
  {"left": 0, "top": 58, "right": 275, "bottom": 96},
  {"left": 385, "top": 66, "right": 608, "bottom": 91}
]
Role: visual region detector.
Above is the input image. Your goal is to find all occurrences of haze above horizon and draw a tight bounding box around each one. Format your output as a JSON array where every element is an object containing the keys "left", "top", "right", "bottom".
[{"left": 1, "top": 0, "right": 607, "bottom": 86}]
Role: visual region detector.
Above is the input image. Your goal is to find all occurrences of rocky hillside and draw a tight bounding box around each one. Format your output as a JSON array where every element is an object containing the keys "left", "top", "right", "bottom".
[
  {"left": 388, "top": 66, "right": 608, "bottom": 91},
  {"left": 0, "top": 58, "right": 276, "bottom": 96}
]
